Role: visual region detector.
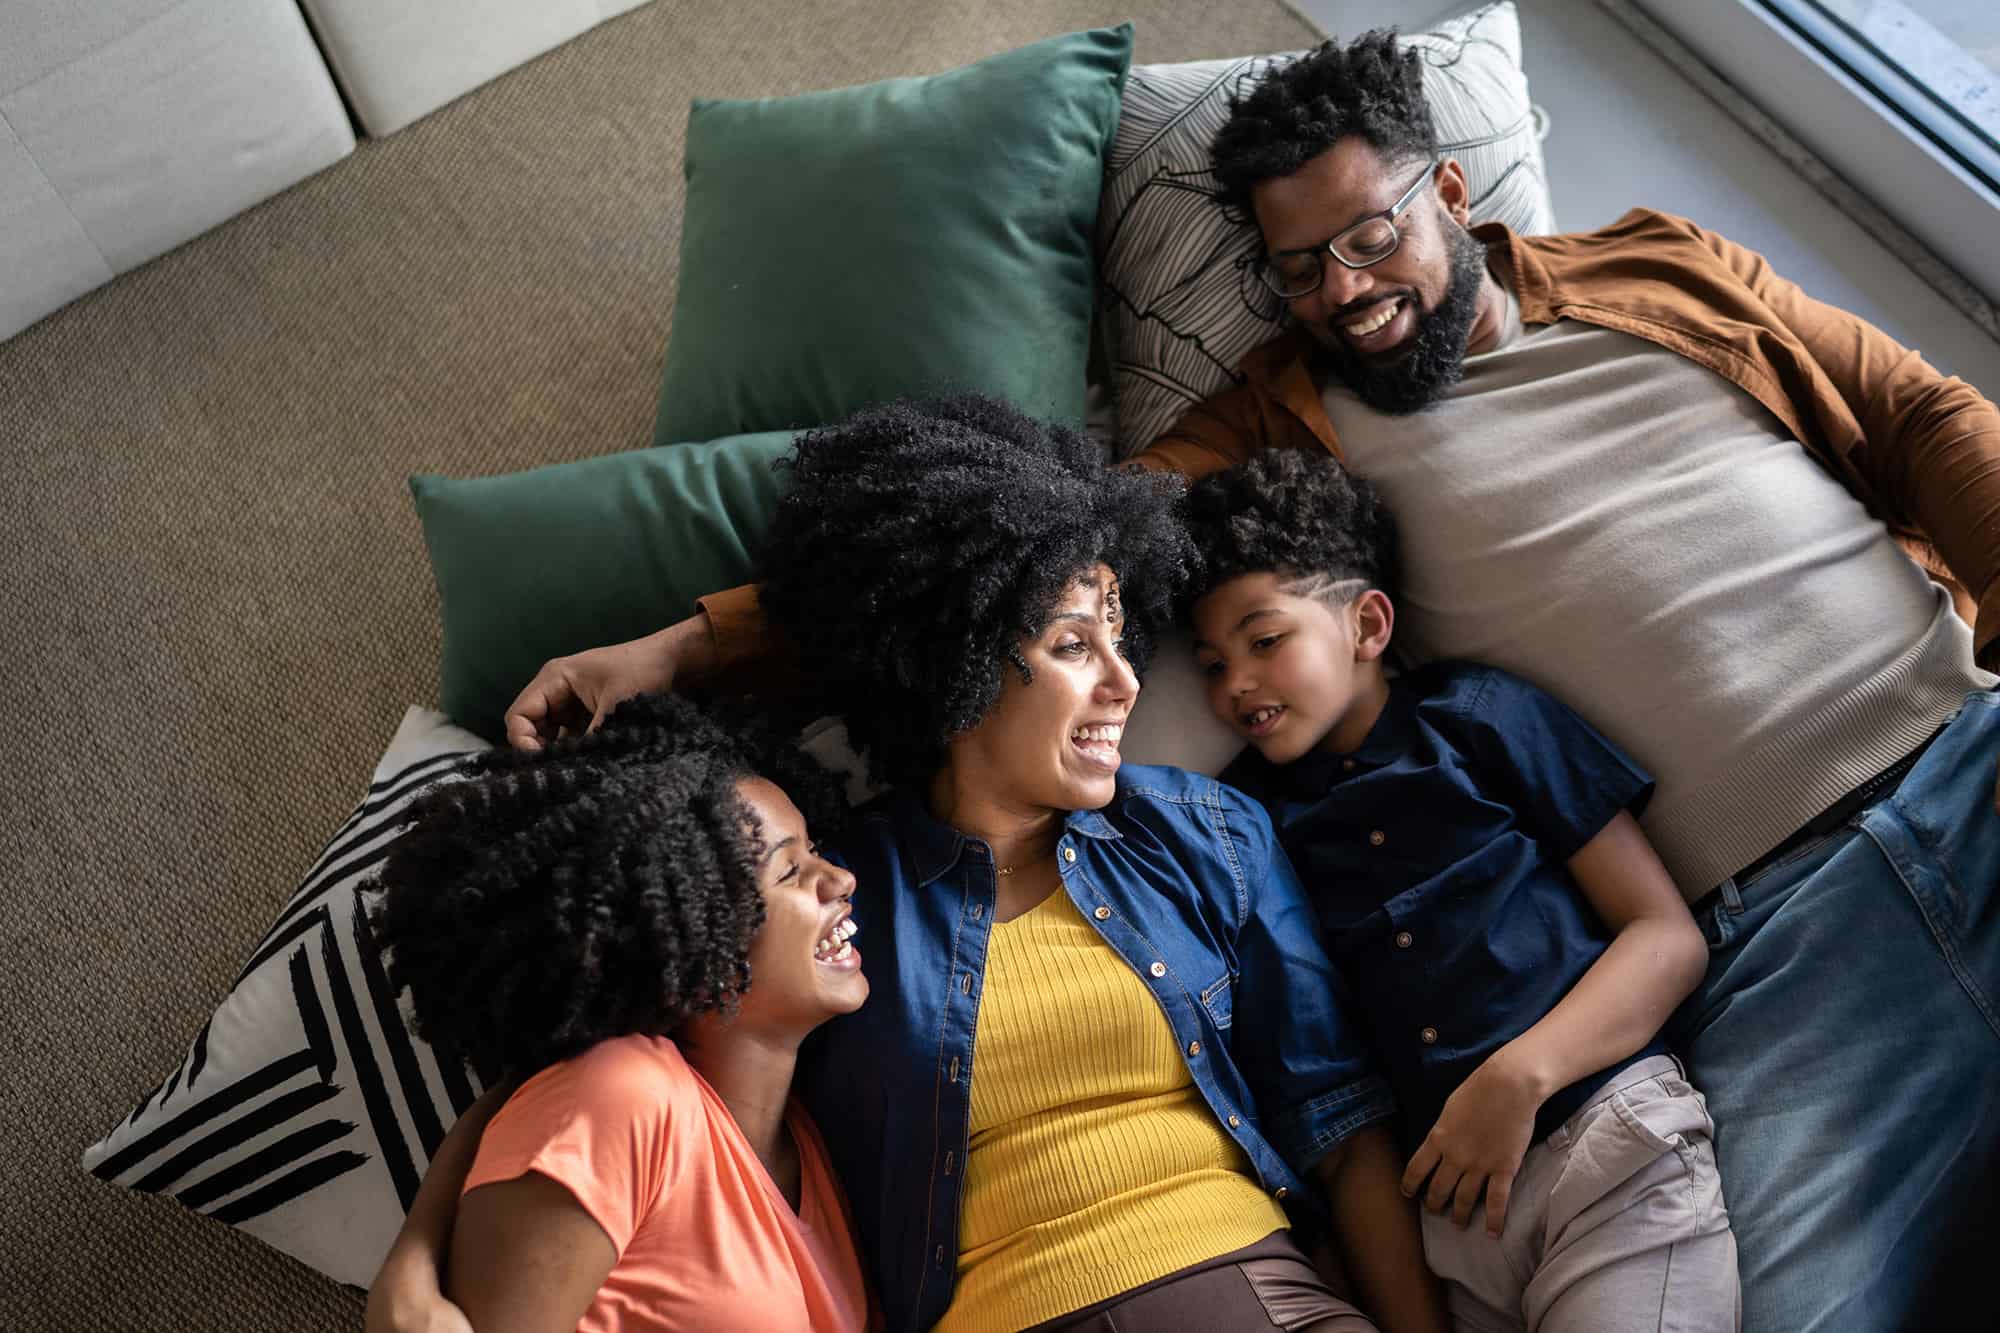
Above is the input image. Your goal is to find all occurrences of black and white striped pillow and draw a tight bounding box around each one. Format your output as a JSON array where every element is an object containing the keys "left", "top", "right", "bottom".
[
  {"left": 82, "top": 707, "right": 490, "bottom": 1288},
  {"left": 1095, "top": 2, "right": 1554, "bottom": 458}
]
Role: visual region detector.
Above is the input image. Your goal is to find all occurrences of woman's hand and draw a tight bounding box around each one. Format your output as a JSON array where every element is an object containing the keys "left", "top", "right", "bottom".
[
  {"left": 1400, "top": 1049, "right": 1543, "bottom": 1237},
  {"left": 504, "top": 615, "right": 716, "bottom": 751},
  {"left": 364, "top": 1250, "right": 474, "bottom": 1333}
]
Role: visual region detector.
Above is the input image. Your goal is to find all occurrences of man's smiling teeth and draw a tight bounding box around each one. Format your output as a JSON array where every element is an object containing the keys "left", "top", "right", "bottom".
[
  {"left": 1342, "top": 300, "right": 1402, "bottom": 336},
  {"left": 814, "top": 917, "right": 858, "bottom": 960},
  {"left": 1072, "top": 724, "right": 1123, "bottom": 745}
]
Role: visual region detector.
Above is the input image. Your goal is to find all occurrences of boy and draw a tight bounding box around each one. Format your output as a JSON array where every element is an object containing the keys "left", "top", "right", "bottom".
[{"left": 1185, "top": 450, "right": 1739, "bottom": 1332}]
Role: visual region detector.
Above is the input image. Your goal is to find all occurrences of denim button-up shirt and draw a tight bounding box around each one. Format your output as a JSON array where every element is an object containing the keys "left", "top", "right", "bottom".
[
  {"left": 1222, "top": 662, "right": 1662, "bottom": 1155},
  {"left": 794, "top": 764, "right": 1392, "bottom": 1333}
]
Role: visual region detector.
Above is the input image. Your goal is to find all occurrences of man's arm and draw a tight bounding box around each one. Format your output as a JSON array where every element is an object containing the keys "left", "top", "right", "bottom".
[
  {"left": 1129, "top": 378, "right": 1281, "bottom": 479},
  {"left": 1680, "top": 216, "right": 2000, "bottom": 671}
]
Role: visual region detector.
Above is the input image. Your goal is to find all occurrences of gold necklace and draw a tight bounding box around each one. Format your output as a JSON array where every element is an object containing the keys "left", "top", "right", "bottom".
[{"left": 996, "top": 848, "right": 1056, "bottom": 877}]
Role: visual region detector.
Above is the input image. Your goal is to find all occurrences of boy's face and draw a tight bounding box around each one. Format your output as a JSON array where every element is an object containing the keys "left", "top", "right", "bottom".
[{"left": 1191, "top": 572, "right": 1384, "bottom": 765}]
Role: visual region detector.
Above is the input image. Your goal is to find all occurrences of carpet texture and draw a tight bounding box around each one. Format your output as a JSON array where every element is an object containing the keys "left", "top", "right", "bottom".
[{"left": 0, "top": 0, "right": 1319, "bottom": 1327}]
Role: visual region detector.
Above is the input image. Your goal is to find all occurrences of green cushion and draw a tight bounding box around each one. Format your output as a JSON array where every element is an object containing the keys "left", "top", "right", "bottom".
[
  {"left": 411, "top": 431, "right": 796, "bottom": 741},
  {"left": 652, "top": 24, "right": 1132, "bottom": 444}
]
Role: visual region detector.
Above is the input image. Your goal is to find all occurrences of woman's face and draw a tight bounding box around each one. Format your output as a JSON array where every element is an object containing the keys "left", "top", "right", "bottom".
[
  {"left": 731, "top": 776, "right": 868, "bottom": 1033},
  {"left": 948, "top": 564, "right": 1140, "bottom": 813}
]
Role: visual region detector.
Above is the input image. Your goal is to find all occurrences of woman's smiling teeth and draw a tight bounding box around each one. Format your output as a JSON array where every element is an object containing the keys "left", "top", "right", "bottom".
[
  {"left": 1342, "top": 299, "right": 1402, "bottom": 337},
  {"left": 1070, "top": 722, "right": 1124, "bottom": 771},
  {"left": 813, "top": 917, "right": 858, "bottom": 962}
]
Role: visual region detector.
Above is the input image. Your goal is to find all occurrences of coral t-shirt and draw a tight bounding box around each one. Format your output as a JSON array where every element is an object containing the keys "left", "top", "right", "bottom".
[{"left": 464, "top": 1035, "right": 871, "bottom": 1333}]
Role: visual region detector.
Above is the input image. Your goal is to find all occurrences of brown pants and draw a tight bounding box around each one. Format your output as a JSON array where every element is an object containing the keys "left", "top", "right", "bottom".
[{"left": 1022, "top": 1231, "right": 1378, "bottom": 1332}]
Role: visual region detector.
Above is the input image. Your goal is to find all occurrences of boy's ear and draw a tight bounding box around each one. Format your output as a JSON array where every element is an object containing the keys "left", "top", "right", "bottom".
[{"left": 1351, "top": 589, "right": 1395, "bottom": 663}]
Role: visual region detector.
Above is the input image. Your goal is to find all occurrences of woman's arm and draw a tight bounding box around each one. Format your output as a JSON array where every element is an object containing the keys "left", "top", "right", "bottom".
[
  {"left": 1317, "top": 1128, "right": 1451, "bottom": 1333},
  {"left": 444, "top": 1172, "right": 618, "bottom": 1333},
  {"left": 1401, "top": 811, "right": 1707, "bottom": 1233},
  {"left": 366, "top": 1084, "right": 509, "bottom": 1333}
]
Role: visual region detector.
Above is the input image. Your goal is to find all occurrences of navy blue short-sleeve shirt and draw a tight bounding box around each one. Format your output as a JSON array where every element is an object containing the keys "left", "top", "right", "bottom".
[{"left": 1221, "top": 660, "right": 1664, "bottom": 1152}]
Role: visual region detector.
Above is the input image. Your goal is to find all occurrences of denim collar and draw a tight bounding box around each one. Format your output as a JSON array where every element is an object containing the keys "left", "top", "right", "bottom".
[
  {"left": 891, "top": 789, "right": 1124, "bottom": 887},
  {"left": 1279, "top": 683, "right": 1418, "bottom": 797}
]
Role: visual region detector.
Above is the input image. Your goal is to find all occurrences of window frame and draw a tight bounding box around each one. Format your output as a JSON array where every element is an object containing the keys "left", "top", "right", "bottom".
[{"left": 1628, "top": 0, "right": 2000, "bottom": 307}]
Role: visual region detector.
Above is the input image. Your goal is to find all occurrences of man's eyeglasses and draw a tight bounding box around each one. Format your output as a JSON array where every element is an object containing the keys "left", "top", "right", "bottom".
[{"left": 1253, "top": 158, "right": 1439, "bottom": 300}]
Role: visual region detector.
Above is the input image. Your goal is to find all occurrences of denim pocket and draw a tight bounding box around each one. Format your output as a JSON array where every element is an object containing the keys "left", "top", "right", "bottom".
[{"left": 1200, "top": 972, "right": 1235, "bottom": 1031}]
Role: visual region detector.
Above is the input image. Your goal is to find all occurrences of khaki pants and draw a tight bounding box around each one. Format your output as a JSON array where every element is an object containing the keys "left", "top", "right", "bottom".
[{"left": 1419, "top": 1055, "right": 1739, "bottom": 1332}]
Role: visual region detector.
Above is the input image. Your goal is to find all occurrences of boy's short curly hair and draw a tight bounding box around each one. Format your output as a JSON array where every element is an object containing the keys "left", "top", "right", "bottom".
[
  {"left": 364, "top": 693, "right": 847, "bottom": 1084},
  {"left": 1183, "top": 449, "right": 1400, "bottom": 605},
  {"left": 1210, "top": 30, "right": 1437, "bottom": 221},
  {"left": 758, "top": 393, "right": 1193, "bottom": 789}
]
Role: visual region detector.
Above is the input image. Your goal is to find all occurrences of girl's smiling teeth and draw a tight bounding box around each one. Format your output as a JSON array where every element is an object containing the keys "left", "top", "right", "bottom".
[{"left": 813, "top": 916, "right": 859, "bottom": 963}]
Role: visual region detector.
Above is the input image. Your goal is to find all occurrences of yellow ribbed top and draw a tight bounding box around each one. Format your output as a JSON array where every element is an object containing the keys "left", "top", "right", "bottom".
[{"left": 934, "top": 889, "right": 1288, "bottom": 1333}]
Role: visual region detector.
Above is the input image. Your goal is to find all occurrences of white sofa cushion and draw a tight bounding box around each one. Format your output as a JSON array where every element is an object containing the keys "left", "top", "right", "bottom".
[
  {"left": 299, "top": 0, "right": 653, "bottom": 137},
  {"left": 0, "top": 0, "right": 354, "bottom": 342}
]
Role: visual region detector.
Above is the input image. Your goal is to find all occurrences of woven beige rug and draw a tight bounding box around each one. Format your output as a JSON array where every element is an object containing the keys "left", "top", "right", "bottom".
[{"left": 0, "top": 0, "right": 1321, "bottom": 1327}]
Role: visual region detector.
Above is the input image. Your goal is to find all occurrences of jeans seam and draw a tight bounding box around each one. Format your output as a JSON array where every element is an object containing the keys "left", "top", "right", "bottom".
[{"left": 1863, "top": 821, "right": 2000, "bottom": 1042}]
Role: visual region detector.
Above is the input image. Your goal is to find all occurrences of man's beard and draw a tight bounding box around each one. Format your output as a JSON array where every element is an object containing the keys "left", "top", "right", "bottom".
[{"left": 1312, "top": 221, "right": 1487, "bottom": 416}]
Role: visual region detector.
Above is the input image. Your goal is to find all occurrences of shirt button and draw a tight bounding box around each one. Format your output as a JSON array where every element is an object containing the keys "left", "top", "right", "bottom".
[
  {"left": 1368, "top": 830, "right": 1386, "bottom": 847},
  {"left": 1420, "top": 1026, "right": 1439, "bottom": 1045},
  {"left": 1394, "top": 931, "right": 1413, "bottom": 949},
  {"left": 1342, "top": 758, "right": 1356, "bottom": 772},
  {"left": 950, "top": 1056, "right": 962, "bottom": 1080},
  {"left": 1094, "top": 905, "right": 1111, "bottom": 920},
  {"left": 1149, "top": 961, "right": 1167, "bottom": 978},
  {"left": 944, "top": 1151, "right": 955, "bottom": 1176},
  {"left": 1228, "top": 1115, "right": 1241, "bottom": 1128},
  {"left": 935, "top": 1245, "right": 946, "bottom": 1266},
  {"left": 960, "top": 972, "right": 972, "bottom": 994},
  {"left": 1064, "top": 847, "right": 1077, "bottom": 864},
  {"left": 1274, "top": 1187, "right": 1289, "bottom": 1201},
  {"left": 1186, "top": 1040, "right": 1202, "bottom": 1057},
  {"left": 971, "top": 904, "right": 983, "bottom": 920}
]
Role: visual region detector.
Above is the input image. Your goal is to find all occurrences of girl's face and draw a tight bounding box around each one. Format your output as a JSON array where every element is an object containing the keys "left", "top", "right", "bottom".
[
  {"left": 730, "top": 777, "right": 868, "bottom": 1033},
  {"left": 947, "top": 564, "right": 1140, "bottom": 814}
]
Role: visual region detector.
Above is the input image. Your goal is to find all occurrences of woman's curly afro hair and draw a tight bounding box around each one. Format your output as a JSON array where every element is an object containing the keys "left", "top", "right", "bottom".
[
  {"left": 758, "top": 393, "right": 1193, "bottom": 789},
  {"left": 364, "top": 693, "right": 847, "bottom": 1085},
  {"left": 1183, "top": 449, "right": 1400, "bottom": 605},
  {"left": 1210, "top": 30, "right": 1437, "bottom": 222}
]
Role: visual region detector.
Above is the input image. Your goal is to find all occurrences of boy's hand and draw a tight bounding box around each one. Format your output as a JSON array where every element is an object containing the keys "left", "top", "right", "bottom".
[{"left": 1401, "top": 1050, "right": 1543, "bottom": 1237}]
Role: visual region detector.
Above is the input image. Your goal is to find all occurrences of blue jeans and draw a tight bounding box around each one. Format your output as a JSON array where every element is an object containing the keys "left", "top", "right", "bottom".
[{"left": 1670, "top": 689, "right": 2000, "bottom": 1333}]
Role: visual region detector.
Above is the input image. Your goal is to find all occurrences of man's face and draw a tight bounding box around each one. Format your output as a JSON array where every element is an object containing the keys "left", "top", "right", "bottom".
[{"left": 1251, "top": 137, "right": 1487, "bottom": 414}]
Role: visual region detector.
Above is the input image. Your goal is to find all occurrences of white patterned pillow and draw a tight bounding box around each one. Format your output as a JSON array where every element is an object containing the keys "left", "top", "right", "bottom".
[
  {"left": 1097, "top": 2, "right": 1554, "bottom": 458},
  {"left": 82, "top": 707, "right": 490, "bottom": 1288}
]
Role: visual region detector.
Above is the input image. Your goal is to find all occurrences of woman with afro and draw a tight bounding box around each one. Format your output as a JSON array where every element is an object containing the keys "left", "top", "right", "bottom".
[
  {"left": 379, "top": 393, "right": 1448, "bottom": 1333},
  {"left": 363, "top": 693, "right": 875, "bottom": 1332}
]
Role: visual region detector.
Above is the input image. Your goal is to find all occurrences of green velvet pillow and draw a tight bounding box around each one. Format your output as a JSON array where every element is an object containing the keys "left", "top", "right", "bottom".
[
  {"left": 652, "top": 24, "right": 1133, "bottom": 444},
  {"left": 411, "top": 431, "right": 796, "bottom": 741}
]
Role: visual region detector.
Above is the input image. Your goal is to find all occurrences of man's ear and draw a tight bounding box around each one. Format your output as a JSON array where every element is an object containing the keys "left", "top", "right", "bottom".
[
  {"left": 1434, "top": 158, "right": 1472, "bottom": 228},
  {"left": 1351, "top": 589, "right": 1396, "bottom": 663}
]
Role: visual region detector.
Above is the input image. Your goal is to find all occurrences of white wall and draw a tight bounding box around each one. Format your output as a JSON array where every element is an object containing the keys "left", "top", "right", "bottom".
[{"left": 1290, "top": 0, "right": 2000, "bottom": 394}]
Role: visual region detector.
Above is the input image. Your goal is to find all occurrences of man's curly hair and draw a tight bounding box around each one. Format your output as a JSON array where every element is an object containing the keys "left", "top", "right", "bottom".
[
  {"left": 758, "top": 393, "right": 1193, "bottom": 790},
  {"left": 364, "top": 693, "right": 848, "bottom": 1085},
  {"left": 1184, "top": 450, "right": 1400, "bottom": 606},
  {"left": 1211, "top": 30, "right": 1437, "bottom": 221}
]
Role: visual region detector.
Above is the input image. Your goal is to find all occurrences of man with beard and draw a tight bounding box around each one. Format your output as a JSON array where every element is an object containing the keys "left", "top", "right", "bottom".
[{"left": 502, "top": 30, "right": 1999, "bottom": 1333}]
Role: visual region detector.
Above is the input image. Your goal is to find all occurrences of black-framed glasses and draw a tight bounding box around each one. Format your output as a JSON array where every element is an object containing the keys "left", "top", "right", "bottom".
[{"left": 1253, "top": 158, "right": 1439, "bottom": 300}]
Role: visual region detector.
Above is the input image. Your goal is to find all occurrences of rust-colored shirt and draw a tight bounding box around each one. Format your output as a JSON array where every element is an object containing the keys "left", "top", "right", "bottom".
[{"left": 700, "top": 209, "right": 1999, "bottom": 672}]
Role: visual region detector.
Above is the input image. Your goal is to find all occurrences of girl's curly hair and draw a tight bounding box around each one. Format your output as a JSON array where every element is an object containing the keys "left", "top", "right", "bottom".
[
  {"left": 1210, "top": 30, "right": 1437, "bottom": 222},
  {"left": 758, "top": 393, "right": 1193, "bottom": 789},
  {"left": 1183, "top": 449, "right": 1400, "bottom": 604},
  {"left": 364, "top": 693, "right": 847, "bottom": 1085}
]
